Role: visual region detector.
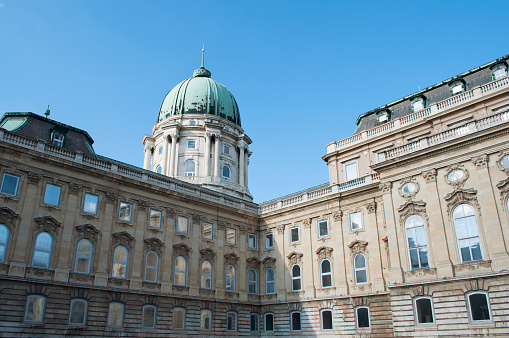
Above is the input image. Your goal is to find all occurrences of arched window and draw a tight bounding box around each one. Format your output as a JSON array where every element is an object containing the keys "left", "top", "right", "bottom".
[
  {"left": 201, "top": 260, "right": 212, "bottom": 289},
  {"left": 108, "top": 302, "right": 124, "bottom": 327},
  {"left": 31, "top": 232, "right": 53, "bottom": 269},
  {"left": 467, "top": 291, "right": 492, "bottom": 322},
  {"left": 248, "top": 268, "right": 257, "bottom": 294},
  {"left": 24, "top": 295, "right": 46, "bottom": 323},
  {"left": 112, "top": 245, "right": 128, "bottom": 279},
  {"left": 142, "top": 305, "right": 157, "bottom": 328},
  {"left": 321, "top": 309, "right": 333, "bottom": 330},
  {"left": 74, "top": 239, "right": 93, "bottom": 274},
  {"left": 174, "top": 256, "right": 187, "bottom": 286},
  {"left": 354, "top": 253, "right": 368, "bottom": 284},
  {"left": 227, "top": 311, "right": 237, "bottom": 331},
  {"left": 200, "top": 309, "right": 212, "bottom": 330},
  {"left": 265, "top": 267, "right": 275, "bottom": 294},
  {"left": 320, "top": 259, "right": 332, "bottom": 288},
  {"left": 291, "top": 264, "right": 302, "bottom": 291},
  {"left": 264, "top": 312, "right": 274, "bottom": 331},
  {"left": 355, "top": 306, "right": 370, "bottom": 329},
  {"left": 156, "top": 166, "right": 162, "bottom": 174},
  {"left": 222, "top": 165, "right": 231, "bottom": 181},
  {"left": 405, "top": 215, "right": 429, "bottom": 269},
  {"left": 453, "top": 204, "right": 482, "bottom": 262},
  {"left": 414, "top": 296, "right": 434, "bottom": 324},
  {"left": 69, "top": 299, "right": 88, "bottom": 325},
  {"left": 144, "top": 251, "right": 159, "bottom": 282},
  {"left": 185, "top": 160, "right": 196, "bottom": 176},
  {"left": 0, "top": 223, "right": 10, "bottom": 264},
  {"left": 226, "top": 264, "right": 236, "bottom": 291}
]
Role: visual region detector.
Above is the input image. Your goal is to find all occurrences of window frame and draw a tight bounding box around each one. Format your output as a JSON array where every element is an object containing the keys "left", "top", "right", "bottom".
[
  {"left": 174, "top": 255, "right": 187, "bottom": 286},
  {"left": 0, "top": 173, "right": 20, "bottom": 197},
  {"left": 227, "top": 311, "right": 237, "bottom": 331},
  {"left": 321, "top": 309, "right": 333, "bottom": 331},
  {"left": 466, "top": 291, "right": 492, "bottom": 323},
  {"left": 0, "top": 223, "right": 10, "bottom": 264},
  {"left": 453, "top": 204, "right": 483, "bottom": 263},
  {"left": 24, "top": 294, "right": 46, "bottom": 323},
  {"left": 173, "top": 307, "right": 186, "bottom": 330},
  {"left": 290, "top": 226, "right": 300, "bottom": 243},
  {"left": 350, "top": 211, "right": 363, "bottom": 231},
  {"left": 344, "top": 161, "right": 358, "bottom": 181},
  {"left": 118, "top": 201, "right": 133, "bottom": 222},
  {"left": 187, "top": 139, "right": 196, "bottom": 149},
  {"left": 223, "top": 144, "right": 230, "bottom": 155},
  {"left": 184, "top": 159, "right": 196, "bottom": 176},
  {"left": 74, "top": 238, "right": 93, "bottom": 274},
  {"left": 320, "top": 258, "right": 333, "bottom": 288},
  {"left": 265, "top": 267, "right": 275, "bottom": 294},
  {"left": 177, "top": 216, "right": 189, "bottom": 235},
  {"left": 222, "top": 165, "right": 231, "bottom": 181},
  {"left": 264, "top": 312, "right": 274, "bottom": 332},
  {"left": 201, "top": 260, "right": 212, "bottom": 289},
  {"left": 69, "top": 298, "right": 88, "bottom": 326},
  {"left": 450, "top": 80, "right": 465, "bottom": 95},
  {"left": 149, "top": 209, "right": 162, "bottom": 229},
  {"left": 291, "top": 263, "right": 302, "bottom": 291},
  {"left": 226, "top": 264, "right": 236, "bottom": 292},
  {"left": 405, "top": 215, "right": 430, "bottom": 270},
  {"left": 250, "top": 313, "right": 260, "bottom": 332},
  {"left": 144, "top": 250, "right": 159, "bottom": 283},
  {"left": 226, "top": 227, "right": 236, "bottom": 245},
  {"left": 265, "top": 232, "right": 274, "bottom": 249},
  {"left": 112, "top": 245, "right": 128, "bottom": 279},
  {"left": 142, "top": 304, "right": 157, "bottom": 329},
  {"left": 203, "top": 222, "right": 213, "bottom": 240},
  {"left": 248, "top": 232, "right": 257, "bottom": 249},
  {"left": 318, "top": 219, "right": 329, "bottom": 238},
  {"left": 413, "top": 296, "right": 435, "bottom": 325},
  {"left": 43, "top": 183, "right": 62, "bottom": 206},
  {"left": 355, "top": 306, "right": 370, "bottom": 329},
  {"left": 107, "top": 302, "right": 125, "bottom": 327},
  {"left": 82, "top": 193, "right": 99, "bottom": 215},
  {"left": 158, "top": 145, "right": 163, "bottom": 155},
  {"left": 491, "top": 64, "right": 507, "bottom": 81},
  {"left": 31, "top": 231, "right": 53, "bottom": 269},
  {"left": 156, "top": 165, "right": 162, "bottom": 174},
  {"left": 248, "top": 268, "right": 258, "bottom": 294},
  {"left": 353, "top": 253, "right": 368, "bottom": 284},
  {"left": 290, "top": 311, "right": 302, "bottom": 331},
  {"left": 200, "top": 309, "right": 212, "bottom": 330},
  {"left": 52, "top": 132, "right": 65, "bottom": 147}
]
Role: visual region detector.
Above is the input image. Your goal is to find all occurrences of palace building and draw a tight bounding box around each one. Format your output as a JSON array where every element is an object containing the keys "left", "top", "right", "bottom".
[{"left": 0, "top": 54, "right": 509, "bottom": 337}]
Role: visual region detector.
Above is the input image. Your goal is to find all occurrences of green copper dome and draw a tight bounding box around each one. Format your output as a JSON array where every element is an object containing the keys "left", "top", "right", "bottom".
[{"left": 157, "top": 67, "right": 241, "bottom": 126}]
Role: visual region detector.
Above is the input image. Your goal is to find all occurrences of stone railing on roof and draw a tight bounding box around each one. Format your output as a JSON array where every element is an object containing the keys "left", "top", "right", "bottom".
[
  {"left": 0, "top": 129, "right": 259, "bottom": 215},
  {"left": 376, "top": 110, "right": 509, "bottom": 163},
  {"left": 326, "top": 76, "right": 509, "bottom": 154}
]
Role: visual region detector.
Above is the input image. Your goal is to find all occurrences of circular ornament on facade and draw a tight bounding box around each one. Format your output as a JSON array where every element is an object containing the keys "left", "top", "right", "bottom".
[
  {"left": 401, "top": 182, "right": 417, "bottom": 194},
  {"left": 501, "top": 155, "right": 509, "bottom": 168},
  {"left": 189, "top": 120, "right": 196, "bottom": 126},
  {"left": 447, "top": 169, "right": 465, "bottom": 182}
]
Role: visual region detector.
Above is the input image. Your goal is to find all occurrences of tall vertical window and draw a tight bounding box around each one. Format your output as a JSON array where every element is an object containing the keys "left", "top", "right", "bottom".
[
  {"left": 173, "top": 307, "right": 185, "bottom": 329},
  {"left": 414, "top": 296, "right": 434, "bottom": 324},
  {"left": 467, "top": 291, "right": 492, "bottom": 322},
  {"left": 158, "top": 146, "right": 163, "bottom": 155},
  {"left": 203, "top": 222, "right": 213, "bottom": 240},
  {"left": 144, "top": 251, "right": 159, "bottom": 282},
  {"left": 107, "top": 302, "right": 124, "bottom": 327},
  {"left": 43, "top": 183, "right": 61, "bottom": 206},
  {"left": 226, "top": 265, "right": 236, "bottom": 291},
  {"left": 142, "top": 305, "right": 157, "bottom": 328},
  {"left": 354, "top": 253, "right": 368, "bottom": 284},
  {"left": 345, "top": 161, "right": 358, "bottom": 181},
  {"left": 318, "top": 220, "right": 329, "bottom": 237},
  {"left": 453, "top": 204, "right": 482, "bottom": 262},
  {"left": 250, "top": 313, "right": 259, "bottom": 331},
  {"left": 227, "top": 311, "right": 237, "bottom": 331},
  {"left": 222, "top": 165, "right": 231, "bottom": 181},
  {"left": 265, "top": 233, "right": 274, "bottom": 248},
  {"left": 52, "top": 133, "right": 65, "bottom": 147},
  {"left": 24, "top": 295, "right": 46, "bottom": 323},
  {"left": 31, "top": 232, "right": 53, "bottom": 269},
  {"left": 185, "top": 160, "right": 196, "bottom": 176},
  {"left": 355, "top": 306, "right": 370, "bottom": 329},
  {"left": 291, "top": 311, "right": 301, "bottom": 331},
  {"left": 248, "top": 268, "right": 257, "bottom": 294},
  {"left": 69, "top": 299, "right": 88, "bottom": 325},
  {"left": 0, "top": 173, "right": 20, "bottom": 196},
  {"left": 248, "top": 233, "right": 257, "bottom": 249},
  {"left": 118, "top": 202, "right": 133, "bottom": 222},
  {"left": 201, "top": 260, "right": 212, "bottom": 289},
  {"left": 74, "top": 239, "right": 93, "bottom": 274},
  {"left": 112, "top": 245, "right": 128, "bottom": 279},
  {"left": 320, "top": 259, "right": 332, "bottom": 288},
  {"left": 290, "top": 226, "right": 299, "bottom": 243},
  {"left": 0, "top": 224, "right": 10, "bottom": 264},
  {"left": 350, "top": 211, "right": 363, "bottom": 231},
  {"left": 265, "top": 313, "right": 274, "bottom": 331},
  {"left": 83, "top": 193, "right": 99, "bottom": 214},
  {"left": 321, "top": 309, "right": 333, "bottom": 330},
  {"left": 174, "top": 256, "right": 187, "bottom": 285},
  {"left": 265, "top": 267, "right": 275, "bottom": 294},
  {"left": 201, "top": 309, "right": 212, "bottom": 330},
  {"left": 223, "top": 144, "right": 230, "bottom": 155},
  {"left": 291, "top": 264, "right": 302, "bottom": 291},
  {"left": 156, "top": 166, "right": 162, "bottom": 174},
  {"left": 405, "top": 215, "right": 429, "bottom": 269},
  {"left": 149, "top": 209, "right": 162, "bottom": 228},
  {"left": 177, "top": 216, "right": 189, "bottom": 234},
  {"left": 227, "top": 227, "right": 236, "bottom": 245}
]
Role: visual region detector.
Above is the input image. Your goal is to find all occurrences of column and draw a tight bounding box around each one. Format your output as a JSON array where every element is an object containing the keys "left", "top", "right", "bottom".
[
  {"left": 173, "top": 137, "right": 180, "bottom": 176},
  {"left": 239, "top": 145, "right": 245, "bottom": 186},
  {"left": 162, "top": 135, "right": 169, "bottom": 175},
  {"left": 214, "top": 135, "right": 221, "bottom": 178},
  {"left": 169, "top": 135, "right": 177, "bottom": 176},
  {"left": 143, "top": 146, "right": 151, "bottom": 170},
  {"left": 204, "top": 134, "right": 211, "bottom": 177},
  {"left": 244, "top": 151, "right": 249, "bottom": 188}
]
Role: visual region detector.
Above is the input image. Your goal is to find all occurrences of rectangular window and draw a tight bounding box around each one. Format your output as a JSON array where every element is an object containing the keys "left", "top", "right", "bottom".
[
  {"left": 69, "top": 299, "right": 88, "bottom": 325},
  {"left": 201, "top": 309, "right": 212, "bottom": 330},
  {"left": 177, "top": 216, "right": 189, "bottom": 234},
  {"left": 291, "top": 311, "right": 301, "bottom": 331},
  {"left": 52, "top": 133, "right": 64, "bottom": 147},
  {"left": 0, "top": 173, "right": 20, "bottom": 197},
  {"left": 414, "top": 297, "right": 434, "bottom": 324},
  {"left": 355, "top": 307, "right": 370, "bottom": 329},
  {"left": 83, "top": 193, "right": 99, "bottom": 215},
  {"left": 149, "top": 209, "right": 162, "bottom": 228},
  {"left": 265, "top": 233, "right": 274, "bottom": 248},
  {"left": 108, "top": 302, "right": 124, "bottom": 327},
  {"left": 118, "top": 202, "right": 133, "bottom": 222},
  {"left": 265, "top": 313, "right": 274, "bottom": 331},
  {"left": 345, "top": 161, "right": 358, "bottom": 181},
  {"left": 451, "top": 83, "right": 464, "bottom": 95},
  {"left": 350, "top": 211, "right": 363, "bottom": 231},
  {"left": 142, "top": 305, "right": 157, "bottom": 328},
  {"left": 227, "top": 312, "right": 237, "bottom": 331},
  {"left": 227, "top": 228, "right": 236, "bottom": 245},
  {"left": 223, "top": 144, "right": 230, "bottom": 155},
  {"left": 43, "top": 183, "right": 61, "bottom": 206},
  {"left": 173, "top": 307, "right": 185, "bottom": 329},
  {"left": 467, "top": 292, "right": 492, "bottom": 322},
  {"left": 250, "top": 313, "right": 259, "bottom": 331},
  {"left": 321, "top": 309, "right": 333, "bottom": 330},
  {"left": 24, "top": 295, "right": 46, "bottom": 323},
  {"left": 203, "top": 222, "right": 213, "bottom": 240},
  {"left": 187, "top": 140, "right": 196, "bottom": 149},
  {"left": 290, "top": 226, "right": 299, "bottom": 243},
  {"left": 318, "top": 220, "right": 329, "bottom": 237},
  {"left": 248, "top": 233, "right": 257, "bottom": 249},
  {"left": 158, "top": 146, "right": 163, "bottom": 155}
]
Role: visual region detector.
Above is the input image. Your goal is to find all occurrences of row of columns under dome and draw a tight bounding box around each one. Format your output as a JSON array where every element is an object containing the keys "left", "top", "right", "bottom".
[{"left": 142, "top": 133, "right": 249, "bottom": 187}]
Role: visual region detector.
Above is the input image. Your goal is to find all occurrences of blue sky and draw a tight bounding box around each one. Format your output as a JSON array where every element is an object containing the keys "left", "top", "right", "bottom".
[{"left": 1, "top": 1, "right": 508, "bottom": 203}]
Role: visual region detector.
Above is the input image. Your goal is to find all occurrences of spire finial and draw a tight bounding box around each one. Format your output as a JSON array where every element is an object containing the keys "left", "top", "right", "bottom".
[
  {"left": 201, "top": 44, "right": 205, "bottom": 68},
  {"left": 44, "top": 105, "right": 50, "bottom": 118},
  {"left": 193, "top": 45, "right": 211, "bottom": 78}
]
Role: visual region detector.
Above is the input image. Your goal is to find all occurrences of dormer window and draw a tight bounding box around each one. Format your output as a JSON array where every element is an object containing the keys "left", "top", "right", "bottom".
[
  {"left": 377, "top": 110, "right": 390, "bottom": 124},
  {"left": 491, "top": 64, "right": 507, "bottom": 81},
  {"left": 450, "top": 80, "right": 465, "bottom": 95},
  {"left": 52, "top": 133, "right": 64, "bottom": 147},
  {"left": 411, "top": 96, "right": 426, "bottom": 112}
]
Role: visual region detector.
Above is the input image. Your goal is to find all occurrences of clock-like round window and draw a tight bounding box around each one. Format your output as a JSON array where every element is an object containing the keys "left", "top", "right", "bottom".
[
  {"left": 448, "top": 169, "right": 465, "bottom": 182},
  {"left": 189, "top": 120, "right": 196, "bottom": 126},
  {"left": 401, "top": 182, "right": 417, "bottom": 194},
  {"left": 501, "top": 155, "right": 509, "bottom": 168}
]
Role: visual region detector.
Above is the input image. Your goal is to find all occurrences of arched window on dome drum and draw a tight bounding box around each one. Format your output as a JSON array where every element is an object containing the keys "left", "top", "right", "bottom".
[
  {"left": 453, "top": 204, "right": 482, "bottom": 263},
  {"left": 222, "top": 165, "right": 231, "bottom": 181},
  {"left": 0, "top": 224, "right": 10, "bottom": 264},
  {"left": 185, "top": 160, "right": 195, "bottom": 177},
  {"left": 405, "top": 215, "right": 429, "bottom": 269}
]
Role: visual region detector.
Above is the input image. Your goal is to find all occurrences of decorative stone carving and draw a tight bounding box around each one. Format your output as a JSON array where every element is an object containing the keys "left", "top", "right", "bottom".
[
  {"left": 138, "top": 200, "right": 149, "bottom": 211},
  {"left": 173, "top": 243, "right": 191, "bottom": 259},
  {"left": 165, "top": 207, "right": 175, "bottom": 217},
  {"left": 403, "top": 268, "right": 437, "bottom": 279},
  {"left": 398, "top": 200, "right": 428, "bottom": 226},
  {"left": 27, "top": 172, "right": 41, "bottom": 184},
  {"left": 333, "top": 211, "right": 342, "bottom": 221},
  {"left": 444, "top": 187, "right": 481, "bottom": 217},
  {"left": 301, "top": 219, "right": 310, "bottom": 228},
  {"left": 239, "top": 225, "right": 247, "bottom": 234},
  {"left": 287, "top": 252, "right": 303, "bottom": 265},
  {"left": 191, "top": 213, "right": 201, "bottom": 224},
  {"left": 172, "top": 285, "right": 189, "bottom": 293},
  {"left": 277, "top": 225, "right": 285, "bottom": 234},
  {"left": 200, "top": 248, "right": 216, "bottom": 262},
  {"left": 471, "top": 154, "right": 488, "bottom": 169},
  {"left": 444, "top": 164, "right": 469, "bottom": 187},
  {"left": 454, "top": 260, "right": 492, "bottom": 273},
  {"left": 217, "top": 221, "right": 226, "bottom": 230},
  {"left": 398, "top": 178, "right": 420, "bottom": 200},
  {"left": 496, "top": 151, "right": 509, "bottom": 175},
  {"left": 316, "top": 246, "right": 333, "bottom": 260},
  {"left": 104, "top": 191, "right": 118, "bottom": 203},
  {"left": 366, "top": 202, "right": 376, "bottom": 214},
  {"left": 348, "top": 240, "right": 368, "bottom": 254},
  {"left": 262, "top": 257, "right": 276, "bottom": 268},
  {"left": 246, "top": 257, "right": 261, "bottom": 268},
  {"left": 422, "top": 169, "right": 437, "bottom": 183},
  {"left": 224, "top": 253, "right": 239, "bottom": 265},
  {"left": 74, "top": 224, "right": 100, "bottom": 242},
  {"left": 379, "top": 182, "right": 392, "bottom": 194},
  {"left": 68, "top": 182, "right": 82, "bottom": 194},
  {"left": 144, "top": 237, "right": 164, "bottom": 253},
  {"left": 111, "top": 231, "right": 134, "bottom": 249},
  {"left": 34, "top": 216, "right": 61, "bottom": 237},
  {"left": 199, "top": 288, "right": 215, "bottom": 296},
  {"left": 0, "top": 206, "right": 18, "bottom": 226},
  {"left": 497, "top": 177, "right": 509, "bottom": 211}
]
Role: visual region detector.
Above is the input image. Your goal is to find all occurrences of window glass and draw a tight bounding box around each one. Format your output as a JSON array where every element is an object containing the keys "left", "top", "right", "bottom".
[
  {"left": 158, "top": 146, "right": 163, "bottom": 155},
  {"left": 156, "top": 166, "right": 162, "bottom": 174},
  {"left": 248, "top": 268, "right": 257, "bottom": 294},
  {"left": 451, "top": 82, "right": 464, "bottom": 94},
  {"left": 350, "top": 211, "right": 363, "bottom": 231},
  {"left": 405, "top": 215, "right": 429, "bottom": 269},
  {"left": 173, "top": 307, "right": 185, "bottom": 329},
  {"left": 69, "top": 299, "right": 87, "bottom": 325},
  {"left": 203, "top": 222, "right": 213, "bottom": 240},
  {"left": 250, "top": 313, "right": 259, "bottom": 331},
  {"left": 0, "top": 224, "right": 10, "bottom": 264},
  {"left": 501, "top": 155, "right": 509, "bottom": 168},
  {"left": 265, "top": 313, "right": 274, "bottom": 331},
  {"left": 492, "top": 65, "right": 507, "bottom": 80},
  {"left": 144, "top": 251, "right": 159, "bottom": 282},
  {"left": 226, "top": 265, "right": 236, "bottom": 291},
  {"left": 52, "top": 133, "right": 64, "bottom": 147},
  {"left": 189, "top": 120, "right": 196, "bottom": 126},
  {"left": 448, "top": 169, "right": 465, "bottom": 182},
  {"left": 142, "top": 305, "right": 156, "bottom": 328},
  {"left": 290, "top": 226, "right": 299, "bottom": 243},
  {"left": 321, "top": 259, "right": 332, "bottom": 288},
  {"left": 345, "top": 161, "right": 358, "bottom": 181},
  {"left": 43, "top": 183, "right": 61, "bottom": 206},
  {"left": 415, "top": 297, "right": 434, "bottom": 324},
  {"left": 149, "top": 209, "right": 162, "bottom": 228},
  {"left": 177, "top": 216, "right": 189, "bottom": 234},
  {"left": 223, "top": 144, "right": 230, "bottom": 155},
  {"left": 187, "top": 140, "right": 196, "bottom": 149},
  {"left": 108, "top": 302, "right": 124, "bottom": 327},
  {"left": 292, "top": 264, "right": 302, "bottom": 291},
  {"left": 0, "top": 173, "right": 20, "bottom": 196},
  {"left": 265, "top": 233, "right": 274, "bottom": 248},
  {"left": 118, "top": 202, "right": 132, "bottom": 222},
  {"left": 318, "top": 220, "right": 329, "bottom": 237},
  {"left": 356, "top": 307, "right": 370, "bottom": 328},
  {"left": 412, "top": 99, "right": 424, "bottom": 112},
  {"left": 322, "top": 309, "right": 333, "bottom": 330},
  {"left": 201, "top": 309, "right": 212, "bottom": 330},
  {"left": 32, "top": 232, "right": 53, "bottom": 269},
  {"left": 174, "top": 256, "right": 186, "bottom": 285},
  {"left": 83, "top": 193, "right": 99, "bottom": 214},
  {"left": 185, "top": 160, "right": 196, "bottom": 176},
  {"left": 112, "top": 245, "right": 128, "bottom": 278},
  {"left": 24, "top": 295, "right": 45, "bottom": 322},
  {"left": 354, "top": 253, "right": 368, "bottom": 284},
  {"left": 227, "top": 312, "right": 237, "bottom": 331},
  {"left": 227, "top": 228, "right": 236, "bottom": 244},
  {"left": 401, "top": 182, "right": 417, "bottom": 194},
  {"left": 453, "top": 204, "right": 482, "bottom": 262},
  {"left": 222, "top": 165, "right": 231, "bottom": 181},
  {"left": 74, "top": 239, "right": 93, "bottom": 274},
  {"left": 291, "top": 311, "right": 301, "bottom": 331},
  {"left": 265, "top": 268, "right": 275, "bottom": 294},
  {"left": 468, "top": 292, "right": 491, "bottom": 321},
  {"left": 201, "top": 260, "right": 212, "bottom": 288},
  {"left": 248, "top": 233, "right": 257, "bottom": 248}
]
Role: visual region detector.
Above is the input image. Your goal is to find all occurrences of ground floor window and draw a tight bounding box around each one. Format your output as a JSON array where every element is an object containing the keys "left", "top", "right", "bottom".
[{"left": 355, "top": 306, "right": 370, "bottom": 329}]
